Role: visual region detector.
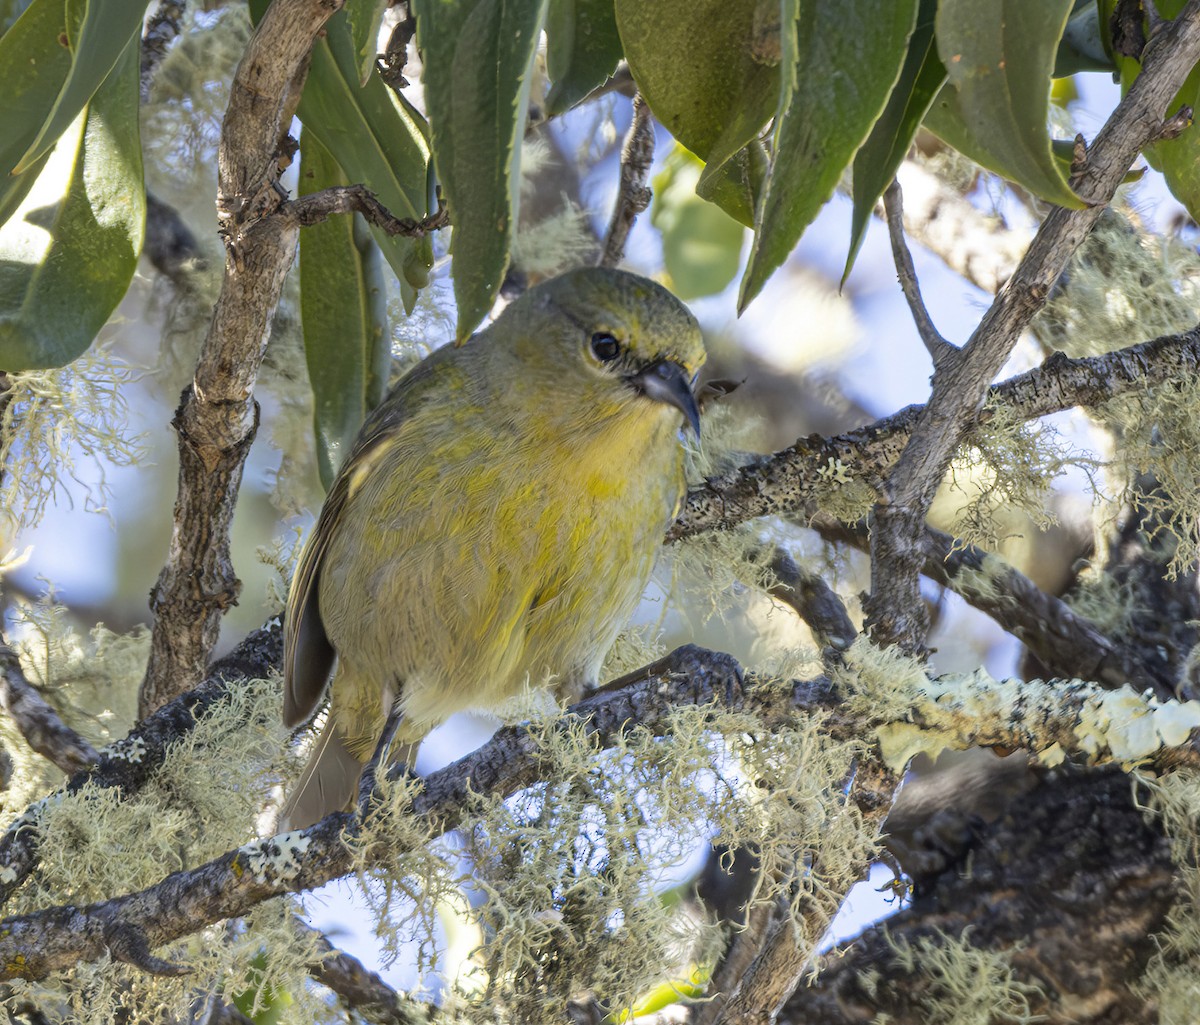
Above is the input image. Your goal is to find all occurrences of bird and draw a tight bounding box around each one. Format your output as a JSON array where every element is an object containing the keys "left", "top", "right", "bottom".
[{"left": 281, "top": 266, "right": 706, "bottom": 827}]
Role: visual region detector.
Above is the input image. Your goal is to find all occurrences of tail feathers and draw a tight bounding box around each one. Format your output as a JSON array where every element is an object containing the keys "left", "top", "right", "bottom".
[{"left": 280, "top": 723, "right": 366, "bottom": 831}]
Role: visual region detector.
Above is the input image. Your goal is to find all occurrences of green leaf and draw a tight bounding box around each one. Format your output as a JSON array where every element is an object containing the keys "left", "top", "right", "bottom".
[
  {"left": 844, "top": 0, "right": 945, "bottom": 284},
  {"left": 347, "top": 0, "right": 389, "bottom": 86},
  {"left": 296, "top": 8, "right": 433, "bottom": 294},
  {"left": 739, "top": 0, "right": 918, "bottom": 311},
  {"left": 615, "top": 0, "right": 778, "bottom": 183},
  {"left": 652, "top": 146, "right": 745, "bottom": 300},
  {"left": 0, "top": 34, "right": 144, "bottom": 369},
  {"left": 922, "top": 0, "right": 1084, "bottom": 210},
  {"left": 413, "top": 0, "right": 549, "bottom": 338},
  {"left": 695, "top": 141, "right": 768, "bottom": 228},
  {"left": 0, "top": 151, "right": 50, "bottom": 233},
  {"left": 4, "top": 0, "right": 145, "bottom": 176},
  {"left": 1108, "top": 0, "right": 1200, "bottom": 221},
  {"left": 545, "top": 0, "right": 624, "bottom": 115},
  {"left": 0, "top": 0, "right": 79, "bottom": 187},
  {"left": 1054, "top": 0, "right": 1115, "bottom": 75},
  {"left": 299, "top": 132, "right": 390, "bottom": 489}
]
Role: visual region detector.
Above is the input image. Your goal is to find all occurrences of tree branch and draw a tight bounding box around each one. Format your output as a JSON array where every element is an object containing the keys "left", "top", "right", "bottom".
[
  {"left": 297, "top": 917, "right": 429, "bottom": 1025},
  {"left": 280, "top": 185, "right": 448, "bottom": 236},
  {"left": 864, "top": 2, "right": 1200, "bottom": 652},
  {"left": 1, "top": 642, "right": 1198, "bottom": 983},
  {"left": 813, "top": 516, "right": 1164, "bottom": 697},
  {"left": 599, "top": 93, "right": 655, "bottom": 268},
  {"left": 140, "top": 0, "right": 343, "bottom": 718},
  {"left": 883, "top": 178, "right": 956, "bottom": 367},
  {"left": 0, "top": 641, "right": 98, "bottom": 775},
  {"left": 670, "top": 323, "right": 1200, "bottom": 541},
  {"left": 0, "top": 623, "right": 283, "bottom": 909}
]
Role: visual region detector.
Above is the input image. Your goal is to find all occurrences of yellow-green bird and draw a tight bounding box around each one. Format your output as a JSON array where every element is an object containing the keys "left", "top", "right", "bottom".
[{"left": 282, "top": 267, "right": 705, "bottom": 827}]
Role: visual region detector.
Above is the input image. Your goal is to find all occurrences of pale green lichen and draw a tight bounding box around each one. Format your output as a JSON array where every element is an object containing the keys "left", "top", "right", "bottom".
[
  {"left": 1062, "top": 564, "right": 1145, "bottom": 639},
  {"left": 839, "top": 637, "right": 1200, "bottom": 774},
  {"left": 1033, "top": 214, "right": 1200, "bottom": 359},
  {"left": 1096, "top": 373, "right": 1200, "bottom": 579},
  {"left": 0, "top": 599, "right": 148, "bottom": 816},
  {"left": 880, "top": 928, "right": 1041, "bottom": 1025},
  {"left": 0, "top": 351, "right": 146, "bottom": 542},
  {"left": 942, "top": 399, "right": 1082, "bottom": 552},
  {"left": 0, "top": 678, "right": 315, "bottom": 1025},
  {"left": 1133, "top": 770, "right": 1200, "bottom": 1024}
]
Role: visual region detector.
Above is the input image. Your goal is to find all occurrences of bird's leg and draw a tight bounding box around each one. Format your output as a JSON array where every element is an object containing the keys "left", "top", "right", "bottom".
[{"left": 356, "top": 701, "right": 405, "bottom": 819}]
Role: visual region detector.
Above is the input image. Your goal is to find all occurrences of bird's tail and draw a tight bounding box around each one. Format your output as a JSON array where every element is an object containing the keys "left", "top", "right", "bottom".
[
  {"left": 279, "top": 716, "right": 367, "bottom": 831},
  {"left": 279, "top": 704, "right": 421, "bottom": 831}
]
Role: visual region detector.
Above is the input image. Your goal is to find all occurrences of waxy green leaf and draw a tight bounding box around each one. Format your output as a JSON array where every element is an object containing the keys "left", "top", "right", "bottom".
[
  {"left": 296, "top": 9, "right": 432, "bottom": 295},
  {"left": 545, "top": 0, "right": 623, "bottom": 115},
  {"left": 922, "top": 0, "right": 1084, "bottom": 210},
  {"left": 299, "top": 132, "right": 390, "bottom": 490},
  {"left": 0, "top": 35, "right": 144, "bottom": 369},
  {"left": 652, "top": 147, "right": 744, "bottom": 300},
  {"left": 413, "top": 0, "right": 549, "bottom": 338},
  {"left": 740, "top": 0, "right": 917, "bottom": 311},
  {"left": 616, "top": 0, "right": 778, "bottom": 225},
  {"left": 844, "top": 0, "right": 944, "bottom": 284},
  {"left": 0, "top": 0, "right": 145, "bottom": 178}
]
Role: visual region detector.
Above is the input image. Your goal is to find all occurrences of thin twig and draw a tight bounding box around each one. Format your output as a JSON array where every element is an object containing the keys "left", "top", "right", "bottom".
[
  {"left": 599, "top": 93, "right": 655, "bottom": 268},
  {"left": 883, "top": 179, "right": 957, "bottom": 368},
  {"left": 281, "top": 185, "right": 449, "bottom": 236},
  {"left": 0, "top": 642, "right": 98, "bottom": 775}
]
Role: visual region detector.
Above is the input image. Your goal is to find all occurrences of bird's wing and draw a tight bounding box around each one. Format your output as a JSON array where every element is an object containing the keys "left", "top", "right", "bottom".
[
  {"left": 282, "top": 468, "right": 346, "bottom": 728},
  {"left": 282, "top": 349, "right": 463, "bottom": 728}
]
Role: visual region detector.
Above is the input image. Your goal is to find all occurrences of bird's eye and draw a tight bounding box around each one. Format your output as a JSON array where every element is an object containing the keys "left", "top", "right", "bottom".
[{"left": 590, "top": 332, "right": 621, "bottom": 362}]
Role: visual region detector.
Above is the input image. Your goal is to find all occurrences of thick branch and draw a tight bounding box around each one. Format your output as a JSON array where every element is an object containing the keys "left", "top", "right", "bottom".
[
  {"left": 140, "top": 0, "right": 343, "bottom": 717},
  {"left": 669, "top": 323, "right": 1200, "bottom": 541},
  {"left": 0, "top": 641, "right": 98, "bottom": 775},
  {"left": 865, "top": 3, "right": 1200, "bottom": 651},
  {"left": 1, "top": 644, "right": 1198, "bottom": 983}
]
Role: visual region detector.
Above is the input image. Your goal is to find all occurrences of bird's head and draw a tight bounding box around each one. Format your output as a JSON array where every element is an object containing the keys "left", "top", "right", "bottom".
[{"left": 499, "top": 267, "right": 706, "bottom": 437}]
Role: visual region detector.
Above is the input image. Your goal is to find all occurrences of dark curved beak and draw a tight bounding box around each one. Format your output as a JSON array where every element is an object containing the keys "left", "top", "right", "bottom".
[{"left": 631, "top": 360, "right": 701, "bottom": 437}]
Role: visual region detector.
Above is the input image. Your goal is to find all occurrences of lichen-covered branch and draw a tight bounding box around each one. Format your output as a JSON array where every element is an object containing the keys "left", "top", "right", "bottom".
[
  {"left": 1, "top": 641, "right": 1198, "bottom": 983},
  {"left": 778, "top": 767, "right": 1176, "bottom": 1025},
  {"left": 865, "top": 2, "right": 1200, "bottom": 651},
  {"left": 0, "top": 623, "right": 282, "bottom": 908},
  {"left": 814, "top": 516, "right": 1163, "bottom": 697},
  {"left": 0, "top": 641, "right": 98, "bottom": 775},
  {"left": 670, "top": 323, "right": 1200, "bottom": 541},
  {"left": 140, "top": 0, "right": 344, "bottom": 717}
]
